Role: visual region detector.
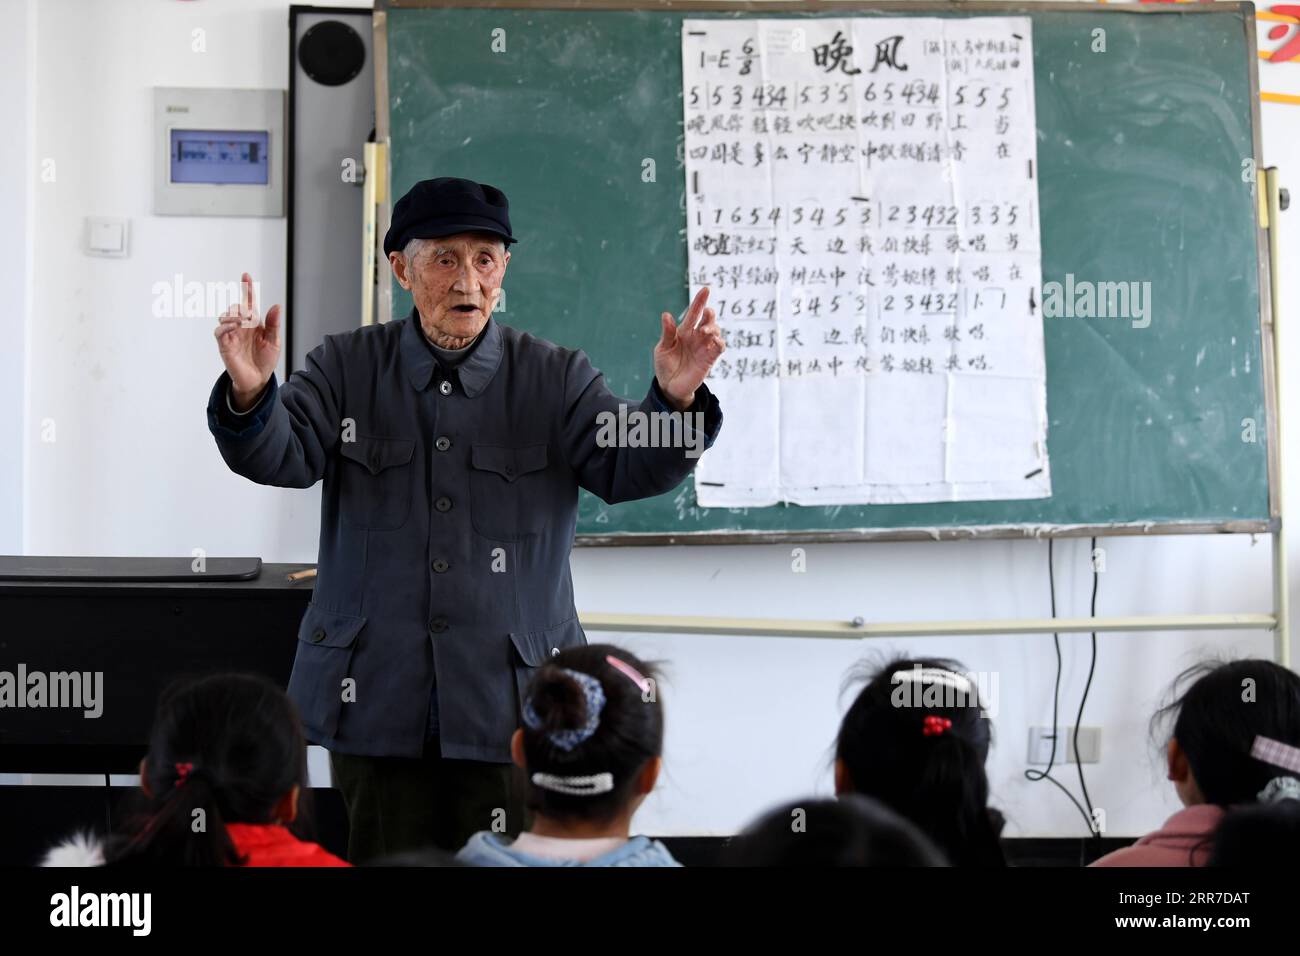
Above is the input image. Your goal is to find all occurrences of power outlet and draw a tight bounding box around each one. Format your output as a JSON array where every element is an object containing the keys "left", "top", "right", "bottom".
[{"left": 1028, "top": 726, "right": 1101, "bottom": 765}]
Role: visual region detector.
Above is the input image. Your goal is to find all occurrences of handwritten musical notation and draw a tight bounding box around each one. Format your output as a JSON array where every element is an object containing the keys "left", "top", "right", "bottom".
[{"left": 684, "top": 17, "right": 1051, "bottom": 507}]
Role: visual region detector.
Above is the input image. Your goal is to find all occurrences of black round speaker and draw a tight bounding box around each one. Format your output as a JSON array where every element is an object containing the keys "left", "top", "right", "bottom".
[{"left": 298, "top": 20, "right": 366, "bottom": 87}]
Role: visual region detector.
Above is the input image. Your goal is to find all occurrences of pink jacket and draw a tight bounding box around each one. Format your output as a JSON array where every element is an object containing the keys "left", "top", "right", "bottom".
[{"left": 1090, "top": 804, "right": 1226, "bottom": 867}]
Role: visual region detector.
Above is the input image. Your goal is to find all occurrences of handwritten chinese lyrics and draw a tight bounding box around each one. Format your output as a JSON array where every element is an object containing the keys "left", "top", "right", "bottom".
[{"left": 684, "top": 18, "right": 1051, "bottom": 507}]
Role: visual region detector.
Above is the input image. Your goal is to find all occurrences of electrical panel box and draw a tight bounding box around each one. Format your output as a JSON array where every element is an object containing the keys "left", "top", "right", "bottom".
[{"left": 153, "top": 87, "right": 285, "bottom": 217}]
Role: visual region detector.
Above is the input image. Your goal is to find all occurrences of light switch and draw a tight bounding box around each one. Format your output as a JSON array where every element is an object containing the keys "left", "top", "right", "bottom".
[{"left": 85, "top": 217, "right": 128, "bottom": 257}]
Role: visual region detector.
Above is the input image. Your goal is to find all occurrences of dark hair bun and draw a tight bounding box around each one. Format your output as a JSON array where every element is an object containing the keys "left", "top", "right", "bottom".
[{"left": 531, "top": 669, "right": 594, "bottom": 734}]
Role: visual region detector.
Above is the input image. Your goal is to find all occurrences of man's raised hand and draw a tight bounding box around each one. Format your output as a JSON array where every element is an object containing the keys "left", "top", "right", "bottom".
[
  {"left": 214, "top": 273, "right": 281, "bottom": 411},
  {"left": 653, "top": 286, "right": 725, "bottom": 412}
]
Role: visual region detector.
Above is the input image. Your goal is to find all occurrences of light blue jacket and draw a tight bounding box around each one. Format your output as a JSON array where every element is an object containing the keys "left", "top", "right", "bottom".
[{"left": 457, "top": 832, "right": 681, "bottom": 867}]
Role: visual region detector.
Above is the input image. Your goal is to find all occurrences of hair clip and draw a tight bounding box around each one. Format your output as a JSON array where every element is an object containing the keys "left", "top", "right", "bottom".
[
  {"left": 921, "top": 715, "right": 953, "bottom": 737},
  {"left": 522, "top": 668, "right": 606, "bottom": 751},
  {"left": 1251, "top": 735, "right": 1300, "bottom": 775},
  {"left": 530, "top": 772, "right": 615, "bottom": 796},
  {"left": 606, "top": 655, "right": 652, "bottom": 695},
  {"left": 892, "top": 666, "right": 974, "bottom": 695}
]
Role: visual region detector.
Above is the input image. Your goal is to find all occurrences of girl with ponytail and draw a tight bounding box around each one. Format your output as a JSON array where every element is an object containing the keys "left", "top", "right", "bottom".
[
  {"left": 42, "top": 673, "right": 347, "bottom": 867},
  {"left": 833, "top": 656, "right": 1006, "bottom": 867},
  {"left": 1093, "top": 658, "right": 1300, "bottom": 867},
  {"left": 457, "top": 644, "right": 678, "bottom": 867}
]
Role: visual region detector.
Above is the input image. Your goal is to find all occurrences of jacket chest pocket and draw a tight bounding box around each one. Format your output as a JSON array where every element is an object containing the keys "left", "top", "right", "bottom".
[
  {"left": 338, "top": 435, "right": 416, "bottom": 531},
  {"left": 468, "top": 442, "right": 549, "bottom": 540}
]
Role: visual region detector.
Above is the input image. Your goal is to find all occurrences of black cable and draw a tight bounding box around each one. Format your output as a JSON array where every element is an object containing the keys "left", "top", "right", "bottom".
[
  {"left": 1074, "top": 537, "right": 1102, "bottom": 846},
  {"left": 1023, "top": 538, "right": 1094, "bottom": 833}
]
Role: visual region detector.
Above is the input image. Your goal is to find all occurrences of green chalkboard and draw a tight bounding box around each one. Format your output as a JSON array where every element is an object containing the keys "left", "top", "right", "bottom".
[{"left": 381, "top": 2, "right": 1272, "bottom": 542}]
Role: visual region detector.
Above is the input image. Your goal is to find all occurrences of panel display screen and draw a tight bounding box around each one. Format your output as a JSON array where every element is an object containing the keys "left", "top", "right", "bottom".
[{"left": 169, "top": 129, "right": 270, "bottom": 185}]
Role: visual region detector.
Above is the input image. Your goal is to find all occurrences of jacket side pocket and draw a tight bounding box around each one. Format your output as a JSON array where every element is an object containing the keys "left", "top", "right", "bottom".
[
  {"left": 507, "top": 616, "right": 588, "bottom": 718},
  {"left": 287, "top": 603, "right": 367, "bottom": 740}
]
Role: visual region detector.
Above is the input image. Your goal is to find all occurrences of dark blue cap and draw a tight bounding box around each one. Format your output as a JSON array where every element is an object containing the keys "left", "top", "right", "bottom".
[{"left": 383, "top": 177, "right": 516, "bottom": 256}]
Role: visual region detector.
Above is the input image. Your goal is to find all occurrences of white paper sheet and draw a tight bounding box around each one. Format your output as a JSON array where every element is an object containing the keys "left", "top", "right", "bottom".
[{"left": 683, "top": 17, "right": 1051, "bottom": 507}]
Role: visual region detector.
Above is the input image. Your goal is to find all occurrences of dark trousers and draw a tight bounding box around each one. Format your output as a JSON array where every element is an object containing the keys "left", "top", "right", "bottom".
[{"left": 329, "top": 741, "right": 529, "bottom": 864}]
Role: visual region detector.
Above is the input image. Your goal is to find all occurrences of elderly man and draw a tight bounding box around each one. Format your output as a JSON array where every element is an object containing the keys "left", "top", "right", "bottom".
[{"left": 207, "top": 177, "right": 723, "bottom": 861}]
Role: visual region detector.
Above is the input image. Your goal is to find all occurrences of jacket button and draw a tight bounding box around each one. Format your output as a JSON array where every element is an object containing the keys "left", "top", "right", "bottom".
[
  {"left": 435, "top": 496, "right": 452, "bottom": 512},
  {"left": 312, "top": 629, "right": 326, "bottom": 643},
  {"left": 504, "top": 465, "right": 515, "bottom": 478},
  {"left": 551, "top": 647, "right": 560, "bottom": 657},
  {"left": 435, "top": 436, "right": 451, "bottom": 451},
  {"left": 429, "top": 616, "right": 448, "bottom": 634},
  {"left": 438, "top": 380, "right": 453, "bottom": 396},
  {"left": 432, "top": 559, "right": 449, "bottom": 573}
]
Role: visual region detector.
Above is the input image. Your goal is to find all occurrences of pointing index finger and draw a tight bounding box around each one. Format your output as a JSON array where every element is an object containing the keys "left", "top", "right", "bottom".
[
  {"left": 242, "top": 273, "right": 256, "bottom": 316},
  {"left": 685, "top": 286, "right": 710, "bottom": 330}
]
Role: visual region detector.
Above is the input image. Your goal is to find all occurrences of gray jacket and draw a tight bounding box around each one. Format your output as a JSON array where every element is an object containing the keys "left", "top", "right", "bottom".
[
  {"left": 456, "top": 832, "right": 681, "bottom": 867},
  {"left": 206, "top": 311, "right": 721, "bottom": 761}
]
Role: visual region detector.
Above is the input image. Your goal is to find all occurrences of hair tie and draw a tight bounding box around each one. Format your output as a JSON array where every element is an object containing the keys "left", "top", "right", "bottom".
[
  {"left": 1258, "top": 776, "right": 1300, "bottom": 805},
  {"left": 921, "top": 715, "right": 953, "bottom": 737},
  {"left": 522, "top": 668, "right": 605, "bottom": 751},
  {"left": 173, "top": 762, "right": 195, "bottom": 788}
]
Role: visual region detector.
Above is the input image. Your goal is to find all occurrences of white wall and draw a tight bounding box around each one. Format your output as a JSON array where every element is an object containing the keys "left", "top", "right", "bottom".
[
  {"left": 10, "top": 0, "right": 1300, "bottom": 838},
  {"left": 0, "top": 0, "right": 34, "bottom": 553},
  {"left": 23, "top": 0, "right": 335, "bottom": 560}
]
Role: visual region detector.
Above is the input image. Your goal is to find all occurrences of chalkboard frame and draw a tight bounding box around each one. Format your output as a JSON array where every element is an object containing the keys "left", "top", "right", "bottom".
[{"left": 373, "top": 0, "right": 1277, "bottom": 546}]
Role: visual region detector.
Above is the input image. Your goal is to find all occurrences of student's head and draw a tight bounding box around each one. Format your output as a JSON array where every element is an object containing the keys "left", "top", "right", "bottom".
[
  {"left": 512, "top": 644, "right": 662, "bottom": 828},
  {"left": 107, "top": 673, "right": 311, "bottom": 866},
  {"left": 833, "top": 656, "right": 1004, "bottom": 866},
  {"left": 1152, "top": 658, "right": 1300, "bottom": 808},
  {"left": 727, "top": 795, "right": 949, "bottom": 867}
]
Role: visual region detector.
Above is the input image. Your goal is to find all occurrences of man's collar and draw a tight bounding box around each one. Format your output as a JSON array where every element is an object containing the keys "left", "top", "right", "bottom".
[{"left": 400, "top": 307, "right": 504, "bottom": 398}]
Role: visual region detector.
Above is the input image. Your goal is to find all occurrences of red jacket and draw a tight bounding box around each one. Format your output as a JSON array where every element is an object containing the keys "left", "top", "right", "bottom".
[
  {"left": 227, "top": 823, "right": 350, "bottom": 867},
  {"left": 41, "top": 823, "right": 350, "bottom": 867}
]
